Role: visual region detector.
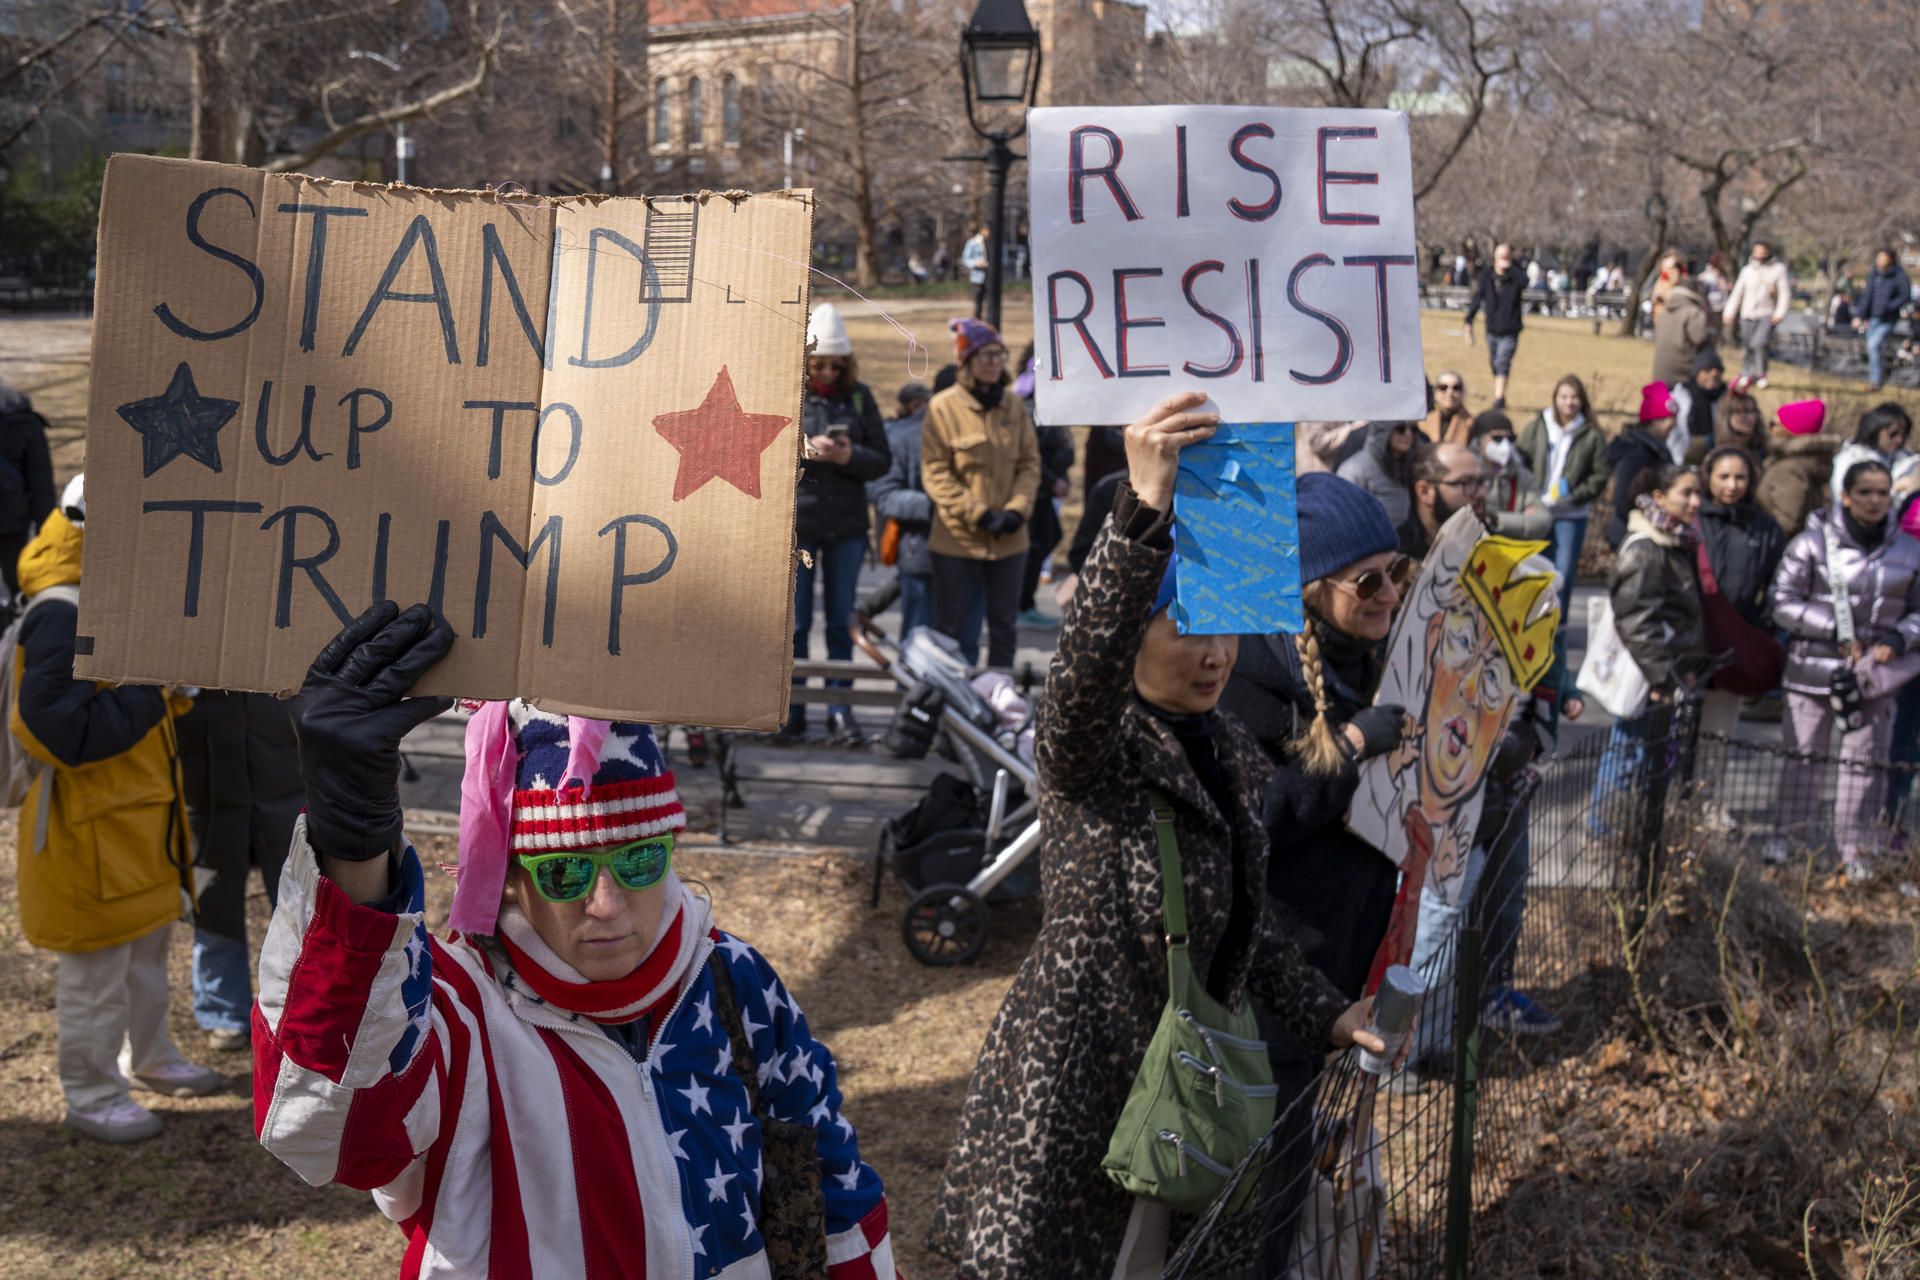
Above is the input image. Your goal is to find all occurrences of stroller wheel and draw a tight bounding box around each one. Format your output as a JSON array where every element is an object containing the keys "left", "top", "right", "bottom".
[{"left": 902, "top": 884, "right": 990, "bottom": 966}]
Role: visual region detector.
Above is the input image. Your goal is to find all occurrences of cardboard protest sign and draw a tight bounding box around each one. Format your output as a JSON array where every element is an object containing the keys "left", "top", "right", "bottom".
[
  {"left": 1170, "top": 426, "right": 1302, "bottom": 635},
  {"left": 1026, "top": 105, "right": 1424, "bottom": 428},
  {"left": 79, "top": 154, "right": 813, "bottom": 730},
  {"left": 1345, "top": 511, "right": 1561, "bottom": 987}
]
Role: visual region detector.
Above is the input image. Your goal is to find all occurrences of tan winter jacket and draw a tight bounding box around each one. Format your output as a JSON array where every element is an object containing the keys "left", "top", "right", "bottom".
[{"left": 920, "top": 381, "right": 1041, "bottom": 561}]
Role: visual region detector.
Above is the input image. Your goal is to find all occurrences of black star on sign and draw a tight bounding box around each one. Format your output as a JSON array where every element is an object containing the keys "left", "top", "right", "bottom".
[{"left": 117, "top": 361, "right": 239, "bottom": 478}]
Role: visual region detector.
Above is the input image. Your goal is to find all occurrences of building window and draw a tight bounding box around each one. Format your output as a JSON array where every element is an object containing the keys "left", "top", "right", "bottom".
[
  {"left": 686, "top": 77, "right": 704, "bottom": 149},
  {"left": 723, "top": 75, "right": 741, "bottom": 147},
  {"left": 653, "top": 79, "right": 671, "bottom": 149}
]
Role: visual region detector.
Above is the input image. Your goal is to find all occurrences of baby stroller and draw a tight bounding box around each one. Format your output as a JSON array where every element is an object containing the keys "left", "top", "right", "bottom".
[{"left": 851, "top": 611, "right": 1044, "bottom": 966}]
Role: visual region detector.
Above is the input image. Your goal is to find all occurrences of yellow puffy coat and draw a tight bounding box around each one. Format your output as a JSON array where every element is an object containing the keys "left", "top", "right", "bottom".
[{"left": 13, "top": 512, "right": 192, "bottom": 953}]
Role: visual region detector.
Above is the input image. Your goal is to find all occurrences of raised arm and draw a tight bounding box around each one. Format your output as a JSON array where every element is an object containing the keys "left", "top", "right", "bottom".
[{"left": 1037, "top": 392, "right": 1217, "bottom": 796}]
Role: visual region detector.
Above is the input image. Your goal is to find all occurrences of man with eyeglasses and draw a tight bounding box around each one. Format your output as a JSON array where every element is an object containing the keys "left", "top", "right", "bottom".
[
  {"left": 1400, "top": 441, "right": 1488, "bottom": 561},
  {"left": 1463, "top": 244, "right": 1526, "bottom": 410},
  {"left": 1423, "top": 372, "right": 1472, "bottom": 445}
]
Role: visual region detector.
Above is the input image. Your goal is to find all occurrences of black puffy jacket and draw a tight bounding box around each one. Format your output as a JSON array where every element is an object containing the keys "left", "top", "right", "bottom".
[
  {"left": 796, "top": 380, "right": 891, "bottom": 545},
  {"left": 1698, "top": 498, "right": 1787, "bottom": 627}
]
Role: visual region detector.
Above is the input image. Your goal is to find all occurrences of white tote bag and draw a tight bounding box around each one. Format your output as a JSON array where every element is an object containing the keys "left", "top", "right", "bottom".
[{"left": 1576, "top": 588, "right": 1652, "bottom": 721}]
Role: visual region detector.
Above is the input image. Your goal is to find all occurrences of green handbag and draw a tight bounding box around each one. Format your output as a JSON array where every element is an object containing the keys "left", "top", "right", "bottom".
[{"left": 1102, "top": 788, "right": 1279, "bottom": 1216}]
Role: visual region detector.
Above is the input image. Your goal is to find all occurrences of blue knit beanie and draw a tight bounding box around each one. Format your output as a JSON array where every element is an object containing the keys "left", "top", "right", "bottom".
[{"left": 1297, "top": 471, "right": 1398, "bottom": 584}]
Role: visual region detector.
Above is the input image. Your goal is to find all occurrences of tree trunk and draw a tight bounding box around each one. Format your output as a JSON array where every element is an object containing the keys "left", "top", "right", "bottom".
[
  {"left": 1618, "top": 211, "right": 1668, "bottom": 339},
  {"left": 844, "top": 0, "right": 879, "bottom": 288}
]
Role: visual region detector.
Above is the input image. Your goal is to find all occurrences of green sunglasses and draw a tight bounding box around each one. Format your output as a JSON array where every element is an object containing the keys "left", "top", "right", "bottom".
[{"left": 514, "top": 833, "right": 675, "bottom": 904}]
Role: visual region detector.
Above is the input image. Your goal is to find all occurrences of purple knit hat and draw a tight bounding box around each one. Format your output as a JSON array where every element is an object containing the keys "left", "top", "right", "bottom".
[{"left": 949, "top": 317, "right": 1001, "bottom": 364}]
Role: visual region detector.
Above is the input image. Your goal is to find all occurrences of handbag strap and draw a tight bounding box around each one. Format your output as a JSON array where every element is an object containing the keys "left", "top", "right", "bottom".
[
  {"left": 1823, "top": 522, "right": 1857, "bottom": 649},
  {"left": 706, "top": 950, "right": 767, "bottom": 1119},
  {"left": 1146, "top": 787, "right": 1188, "bottom": 945}
]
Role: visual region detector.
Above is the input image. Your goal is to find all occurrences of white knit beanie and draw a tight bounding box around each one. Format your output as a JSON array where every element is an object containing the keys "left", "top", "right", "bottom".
[
  {"left": 60, "top": 474, "right": 84, "bottom": 525},
  {"left": 806, "top": 303, "right": 852, "bottom": 357}
]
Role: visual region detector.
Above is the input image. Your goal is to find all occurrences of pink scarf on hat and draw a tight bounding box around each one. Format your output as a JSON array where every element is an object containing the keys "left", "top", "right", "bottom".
[{"left": 450, "top": 702, "right": 611, "bottom": 935}]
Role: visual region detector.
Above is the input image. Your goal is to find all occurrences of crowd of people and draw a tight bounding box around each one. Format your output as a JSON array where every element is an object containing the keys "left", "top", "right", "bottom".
[{"left": 11, "top": 268, "right": 1920, "bottom": 1280}]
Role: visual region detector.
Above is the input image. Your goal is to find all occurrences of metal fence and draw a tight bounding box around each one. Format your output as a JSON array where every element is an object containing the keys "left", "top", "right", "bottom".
[{"left": 1155, "top": 696, "right": 1909, "bottom": 1278}]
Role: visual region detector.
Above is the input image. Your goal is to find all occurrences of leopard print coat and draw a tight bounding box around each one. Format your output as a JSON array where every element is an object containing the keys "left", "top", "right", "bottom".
[{"left": 926, "top": 512, "right": 1353, "bottom": 1280}]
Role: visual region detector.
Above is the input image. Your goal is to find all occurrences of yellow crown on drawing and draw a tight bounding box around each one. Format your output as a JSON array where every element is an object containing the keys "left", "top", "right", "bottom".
[{"left": 1462, "top": 536, "right": 1560, "bottom": 691}]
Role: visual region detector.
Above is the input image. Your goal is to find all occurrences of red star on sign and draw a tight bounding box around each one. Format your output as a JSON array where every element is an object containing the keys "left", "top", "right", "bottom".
[{"left": 652, "top": 366, "right": 792, "bottom": 501}]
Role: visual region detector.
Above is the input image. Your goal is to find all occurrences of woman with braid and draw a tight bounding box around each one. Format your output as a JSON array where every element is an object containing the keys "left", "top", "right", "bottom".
[{"left": 1216, "top": 472, "right": 1415, "bottom": 1268}]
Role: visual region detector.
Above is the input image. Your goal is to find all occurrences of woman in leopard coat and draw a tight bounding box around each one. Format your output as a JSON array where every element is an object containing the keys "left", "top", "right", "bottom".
[{"left": 927, "top": 393, "right": 1378, "bottom": 1280}]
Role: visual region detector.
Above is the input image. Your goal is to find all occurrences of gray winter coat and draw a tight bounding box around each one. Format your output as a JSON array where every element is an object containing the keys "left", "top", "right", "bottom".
[
  {"left": 1336, "top": 420, "right": 1412, "bottom": 526},
  {"left": 867, "top": 408, "right": 935, "bottom": 576},
  {"left": 1771, "top": 509, "right": 1920, "bottom": 696}
]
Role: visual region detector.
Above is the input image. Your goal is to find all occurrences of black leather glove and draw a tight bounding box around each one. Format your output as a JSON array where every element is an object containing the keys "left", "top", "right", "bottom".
[
  {"left": 293, "top": 601, "right": 455, "bottom": 861},
  {"left": 983, "top": 510, "right": 1025, "bottom": 537},
  {"left": 1339, "top": 703, "right": 1409, "bottom": 763}
]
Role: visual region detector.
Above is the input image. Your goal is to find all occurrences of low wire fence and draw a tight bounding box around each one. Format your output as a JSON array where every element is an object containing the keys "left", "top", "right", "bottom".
[{"left": 1159, "top": 700, "right": 1914, "bottom": 1278}]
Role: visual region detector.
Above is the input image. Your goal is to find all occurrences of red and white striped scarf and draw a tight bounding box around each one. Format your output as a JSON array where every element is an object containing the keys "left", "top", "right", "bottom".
[{"left": 493, "top": 874, "right": 711, "bottom": 1026}]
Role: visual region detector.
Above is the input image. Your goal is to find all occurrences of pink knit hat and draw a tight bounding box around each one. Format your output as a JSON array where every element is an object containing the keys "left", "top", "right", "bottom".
[
  {"left": 1637, "top": 382, "right": 1675, "bottom": 423},
  {"left": 1778, "top": 399, "right": 1826, "bottom": 436}
]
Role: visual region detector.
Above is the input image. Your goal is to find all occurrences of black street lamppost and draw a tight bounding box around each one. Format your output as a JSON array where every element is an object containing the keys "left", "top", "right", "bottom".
[{"left": 954, "top": 0, "right": 1042, "bottom": 332}]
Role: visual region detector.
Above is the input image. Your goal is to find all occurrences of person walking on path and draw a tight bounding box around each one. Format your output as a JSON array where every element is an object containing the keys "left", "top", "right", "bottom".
[
  {"left": 922, "top": 318, "right": 1040, "bottom": 669},
  {"left": 1769, "top": 460, "right": 1920, "bottom": 877},
  {"left": 869, "top": 381, "right": 938, "bottom": 639},
  {"left": 1830, "top": 402, "right": 1916, "bottom": 512},
  {"left": 1590, "top": 464, "right": 1709, "bottom": 820},
  {"left": 1519, "top": 374, "right": 1607, "bottom": 613},
  {"left": 0, "top": 377, "right": 58, "bottom": 600},
  {"left": 927, "top": 395, "right": 1384, "bottom": 1280},
  {"left": 1336, "top": 419, "right": 1421, "bottom": 526},
  {"left": 1603, "top": 383, "right": 1682, "bottom": 549},
  {"left": 1653, "top": 272, "right": 1714, "bottom": 387},
  {"left": 253, "top": 609, "right": 900, "bottom": 1276},
  {"left": 1464, "top": 243, "right": 1526, "bottom": 409},
  {"left": 961, "top": 225, "right": 991, "bottom": 319},
  {"left": 1698, "top": 252, "right": 1732, "bottom": 342},
  {"left": 13, "top": 477, "right": 219, "bottom": 1143},
  {"left": 1724, "top": 240, "right": 1793, "bottom": 386},
  {"left": 1423, "top": 371, "right": 1472, "bottom": 444},
  {"left": 1695, "top": 445, "right": 1788, "bottom": 805},
  {"left": 1853, "top": 249, "right": 1912, "bottom": 390},
  {"left": 177, "top": 691, "right": 304, "bottom": 1053},
  {"left": 1472, "top": 410, "right": 1549, "bottom": 539},
  {"left": 790, "top": 303, "right": 892, "bottom": 743},
  {"left": 1757, "top": 399, "right": 1840, "bottom": 538}
]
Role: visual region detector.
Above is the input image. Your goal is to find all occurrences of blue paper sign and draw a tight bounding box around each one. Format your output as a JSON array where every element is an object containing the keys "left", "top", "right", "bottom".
[{"left": 1170, "top": 423, "right": 1302, "bottom": 636}]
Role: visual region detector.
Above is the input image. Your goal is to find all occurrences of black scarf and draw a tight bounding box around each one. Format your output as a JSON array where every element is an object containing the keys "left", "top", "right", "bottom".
[
  {"left": 970, "top": 380, "right": 1005, "bottom": 410},
  {"left": 1844, "top": 508, "right": 1887, "bottom": 551},
  {"left": 1306, "top": 609, "right": 1385, "bottom": 708}
]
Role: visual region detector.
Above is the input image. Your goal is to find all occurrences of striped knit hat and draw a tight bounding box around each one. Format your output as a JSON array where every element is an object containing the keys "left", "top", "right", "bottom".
[
  {"left": 507, "top": 705, "right": 684, "bottom": 852},
  {"left": 447, "top": 700, "right": 684, "bottom": 935}
]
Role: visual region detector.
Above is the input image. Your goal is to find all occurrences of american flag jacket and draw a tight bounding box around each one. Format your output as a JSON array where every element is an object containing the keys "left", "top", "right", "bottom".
[{"left": 253, "top": 824, "right": 897, "bottom": 1280}]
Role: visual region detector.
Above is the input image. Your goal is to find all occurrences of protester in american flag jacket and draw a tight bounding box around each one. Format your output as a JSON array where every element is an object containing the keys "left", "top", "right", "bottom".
[{"left": 252, "top": 603, "right": 897, "bottom": 1280}]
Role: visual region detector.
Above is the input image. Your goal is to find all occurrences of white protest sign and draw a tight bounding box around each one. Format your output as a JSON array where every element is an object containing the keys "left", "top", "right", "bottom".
[{"left": 1027, "top": 105, "right": 1425, "bottom": 427}]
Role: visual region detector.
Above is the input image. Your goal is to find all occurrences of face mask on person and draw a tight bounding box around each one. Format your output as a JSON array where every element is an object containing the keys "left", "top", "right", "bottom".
[{"left": 1481, "top": 439, "right": 1513, "bottom": 468}]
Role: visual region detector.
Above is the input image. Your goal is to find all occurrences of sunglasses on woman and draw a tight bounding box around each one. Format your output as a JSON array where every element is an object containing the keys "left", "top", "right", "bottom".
[
  {"left": 1436, "top": 381, "right": 1463, "bottom": 393},
  {"left": 1331, "top": 554, "right": 1415, "bottom": 601},
  {"left": 514, "top": 833, "right": 675, "bottom": 903}
]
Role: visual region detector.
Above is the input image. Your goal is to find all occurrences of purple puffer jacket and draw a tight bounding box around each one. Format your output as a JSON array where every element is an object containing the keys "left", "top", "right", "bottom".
[{"left": 1771, "top": 508, "right": 1920, "bottom": 696}]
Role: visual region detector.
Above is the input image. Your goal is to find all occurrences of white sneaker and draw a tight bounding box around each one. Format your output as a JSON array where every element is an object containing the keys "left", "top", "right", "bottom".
[
  {"left": 1755, "top": 377, "right": 1770, "bottom": 389},
  {"left": 66, "top": 1101, "right": 163, "bottom": 1143},
  {"left": 205, "top": 1027, "right": 250, "bottom": 1053},
  {"left": 1762, "top": 838, "right": 1791, "bottom": 865},
  {"left": 1843, "top": 860, "right": 1876, "bottom": 885},
  {"left": 127, "top": 1060, "right": 223, "bottom": 1098}
]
